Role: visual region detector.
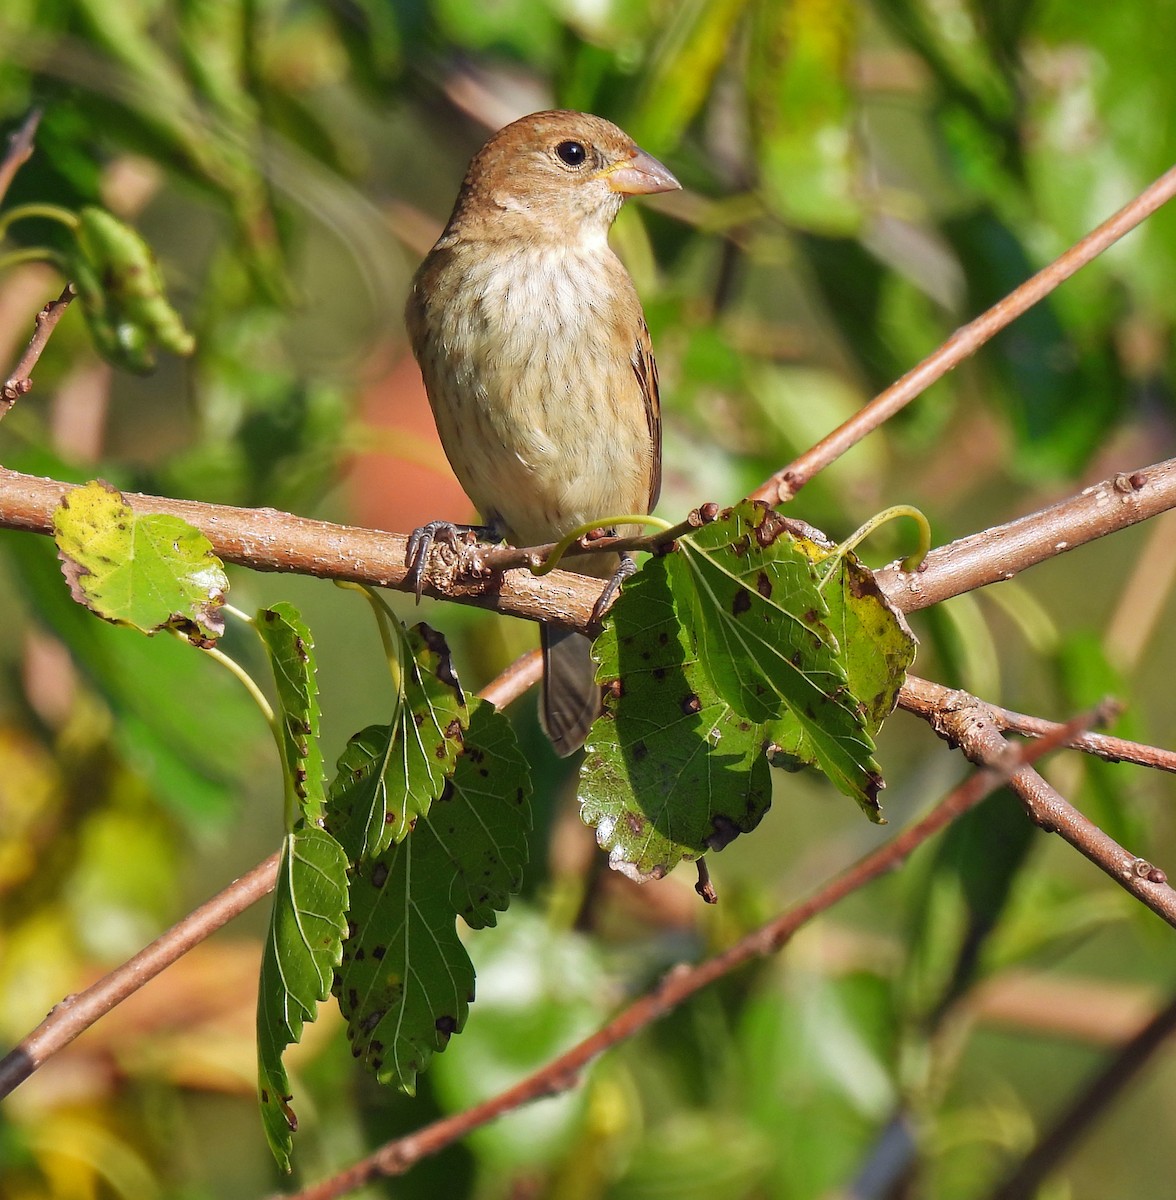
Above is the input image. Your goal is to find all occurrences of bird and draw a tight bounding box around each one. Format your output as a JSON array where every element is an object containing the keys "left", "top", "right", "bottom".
[{"left": 405, "top": 109, "right": 679, "bottom": 756}]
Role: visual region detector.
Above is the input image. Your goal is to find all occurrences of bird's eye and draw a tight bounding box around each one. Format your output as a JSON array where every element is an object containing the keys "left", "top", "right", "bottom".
[{"left": 555, "top": 140, "right": 589, "bottom": 168}]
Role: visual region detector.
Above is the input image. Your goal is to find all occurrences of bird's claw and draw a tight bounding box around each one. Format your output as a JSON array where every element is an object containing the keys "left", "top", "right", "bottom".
[
  {"left": 406, "top": 521, "right": 463, "bottom": 602},
  {"left": 589, "top": 553, "right": 638, "bottom": 627},
  {"left": 405, "top": 521, "right": 497, "bottom": 602}
]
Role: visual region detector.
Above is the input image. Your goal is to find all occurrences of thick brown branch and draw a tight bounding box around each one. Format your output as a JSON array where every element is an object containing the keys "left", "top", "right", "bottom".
[
  {"left": 0, "top": 466, "right": 603, "bottom": 630},
  {"left": 278, "top": 708, "right": 1101, "bottom": 1200},
  {"left": 877, "top": 460, "right": 1176, "bottom": 611},
  {"left": 4, "top": 458, "right": 1176, "bottom": 636},
  {"left": 750, "top": 162, "right": 1176, "bottom": 506}
]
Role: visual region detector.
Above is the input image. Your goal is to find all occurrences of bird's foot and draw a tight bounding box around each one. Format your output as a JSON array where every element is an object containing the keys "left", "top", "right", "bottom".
[
  {"left": 589, "top": 552, "right": 638, "bottom": 627},
  {"left": 405, "top": 521, "right": 496, "bottom": 601}
]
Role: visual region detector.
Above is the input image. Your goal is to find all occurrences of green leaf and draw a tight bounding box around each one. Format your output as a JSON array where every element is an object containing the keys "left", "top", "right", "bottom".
[
  {"left": 629, "top": 0, "right": 752, "bottom": 155},
  {"left": 257, "top": 824, "right": 350, "bottom": 1173},
  {"left": 766, "top": 530, "right": 917, "bottom": 817},
  {"left": 52, "top": 480, "right": 227, "bottom": 642},
  {"left": 71, "top": 206, "right": 195, "bottom": 373},
  {"left": 579, "top": 503, "right": 913, "bottom": 877},
  {"left": 326, "top": 622, "right": 467, "bottom": 859},
  {"left": 334, "top": 699, "right": 531, "bottom": 1092},
  {"left": 579, "top": 552, "right": 774, "bottom": 881},
  {"left": 256, "top": 603, "right": 326, "bottom": 826},
  {"left": 749, "top": 0, "right": 862, "bottom": 233},
  {"left": 675, "top": 501, "right": 882, "bottom": 814}
]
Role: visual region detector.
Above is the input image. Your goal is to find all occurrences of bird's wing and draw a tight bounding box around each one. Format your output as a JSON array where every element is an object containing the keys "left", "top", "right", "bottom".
[{"left": 632, "top": 318, "right": 662, "bottom": 512}]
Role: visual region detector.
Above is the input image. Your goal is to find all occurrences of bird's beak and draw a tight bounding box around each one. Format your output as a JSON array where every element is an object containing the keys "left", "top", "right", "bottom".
[{"left": 603, "top": 147, "right": 681, "bottom": 196}]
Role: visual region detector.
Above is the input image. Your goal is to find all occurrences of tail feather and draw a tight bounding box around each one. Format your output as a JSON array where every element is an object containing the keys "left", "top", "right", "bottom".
[{"left": 540, "top": 626, "right": 600, "bottom": 757}]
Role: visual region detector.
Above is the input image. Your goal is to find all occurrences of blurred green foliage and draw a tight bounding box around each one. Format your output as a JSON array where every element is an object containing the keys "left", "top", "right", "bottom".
[{"left": 1, "top": 1, "right": 1176, "bottom": 1198}]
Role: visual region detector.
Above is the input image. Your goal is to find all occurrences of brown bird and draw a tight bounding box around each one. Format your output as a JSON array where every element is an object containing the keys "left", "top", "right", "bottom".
[{"left": 406, "top": 110, "right": 679, "bottom": 755}]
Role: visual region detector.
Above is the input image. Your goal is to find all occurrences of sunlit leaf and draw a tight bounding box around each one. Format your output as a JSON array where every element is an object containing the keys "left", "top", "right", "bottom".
[
  {"left": 257, "top": 824, "right": 349, "bottom": 1173},
  {"left": 52, "top": 480, "right": 226, "bottom": 642},
  {"left": 256, "top": 603, "right": 325, "bottom": 826},
  {"left": 675, "top": 501, "right": 882, "bottom": 814},
  {"left": 334, "top": 700, "right": 531, "bottom": 1092},
  {"left": 326, "top": 622, "right": 466, "bottom": 859}
]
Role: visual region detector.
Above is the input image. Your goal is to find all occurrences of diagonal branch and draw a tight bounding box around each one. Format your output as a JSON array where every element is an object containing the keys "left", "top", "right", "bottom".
[
  {"left": 2, "top": 282, "right": 76, "bottom": 410},
  {"left": 911, "top": 682, "right": 1176, "bottom": 926},
  {"left": 749, "top": 162, "right": 1176, "bottom": 506},
  {"left": 275, "top": 704, "right": 1108, "bottom": 1200},
  {"left": 987, "top": 985, "right": 1176, "bottom": 1200},
  {"left": 0, "top": 651, "right": 543, "bottom": 1102}
]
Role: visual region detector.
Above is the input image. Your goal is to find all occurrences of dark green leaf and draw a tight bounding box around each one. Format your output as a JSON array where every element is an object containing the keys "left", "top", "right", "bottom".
[
  {"left": 579, "top": 553, "right": 773, "bottom": 881},
  {"left": 326, "top": 622, "right": 466, "bottom": 859},
  {"left": 676, "top": 501, "right": 883, "bottom": 814},
  {"left": 334, "top": 699, "right": 531, "bottom": 1092},
  {"left": 257, "top": 824, "right": 350, "bottom": 1172},
  {"left": 256, "top": 603, "right": 325, "bottom": 826}
]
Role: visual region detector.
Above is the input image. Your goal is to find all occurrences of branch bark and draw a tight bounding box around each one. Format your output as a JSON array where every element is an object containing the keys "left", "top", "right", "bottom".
[
  {"left": 749, "top": 161, "right": 1176, "bottom": 505},
  {"left": 2, "top": 457, "right": 1174, "bottom": 634},
  {"left": 909, "top": 678, "right": 1176, "bottom": 926},
  {"left": 987, "top": 986, "right": 1176, "bottom": 1200}
]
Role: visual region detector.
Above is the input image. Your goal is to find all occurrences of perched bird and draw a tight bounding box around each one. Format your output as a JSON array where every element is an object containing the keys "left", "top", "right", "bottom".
[{"left": 406, "top": 110, "right": 679, "bottom": 755}]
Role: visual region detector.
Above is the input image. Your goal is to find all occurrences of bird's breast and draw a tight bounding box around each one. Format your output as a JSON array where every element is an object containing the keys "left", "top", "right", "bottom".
[{"left": 414, "top": 240, "right": 657, "bottom": 551}]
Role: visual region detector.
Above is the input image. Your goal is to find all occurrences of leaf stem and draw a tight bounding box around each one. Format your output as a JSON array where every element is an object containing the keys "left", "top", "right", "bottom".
[
  {"left": 337, "top": 580, "right": 406, "bottom": 710},
  {"left": 0, "top": 247, "right": 67, "bottom": 275},
  {"left": 532, "top": 514, "right": 674, "bottom": 575},
  {"left": 0, "top": 202, "right": 81, "bottom": 240},
  {"left": 820, "top": 504, "right": 932, "bottom": 587}
]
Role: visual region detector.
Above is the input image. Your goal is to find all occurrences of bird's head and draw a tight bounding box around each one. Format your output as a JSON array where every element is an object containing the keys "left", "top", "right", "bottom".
[{"left": 444, "top": 110, "right": 680, "bottom": 245}]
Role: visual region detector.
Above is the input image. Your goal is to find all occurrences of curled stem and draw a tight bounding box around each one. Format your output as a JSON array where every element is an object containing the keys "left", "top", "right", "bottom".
[
  {"left": 820, "top": 504, "right": 932, "bottom": 587},
  {"left": 533, "top": 514, "right": 674, "bottom": 575},
  {"left": 0, "top": 202, "right": 80, "bottom": 240}
]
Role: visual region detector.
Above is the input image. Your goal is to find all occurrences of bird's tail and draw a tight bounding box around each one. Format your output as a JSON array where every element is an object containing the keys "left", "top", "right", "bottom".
[{"left": 540, "top": 625, "right": 600, "bottom": 757}]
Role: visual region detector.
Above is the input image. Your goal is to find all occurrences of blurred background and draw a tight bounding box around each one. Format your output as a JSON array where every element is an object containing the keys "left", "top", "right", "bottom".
[{"left": 1, "top": 1, "right": 1176, "bottom": 1197}]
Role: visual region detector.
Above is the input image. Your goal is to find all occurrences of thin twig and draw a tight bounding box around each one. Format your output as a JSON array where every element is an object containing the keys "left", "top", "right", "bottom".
[
  {"left": 0, "top": 852, "right": 279, "bottom": 1099},
  {"left": 278, "top": 705, "right": 1103, "bottom": 1200},
  {"left": 900, "top": 675, "right": 1176, "bottom": 775},
  {"left": 749, "top": 161, "right": 1176, "bottom": 506},
  {"left": 917, "top": 690, "right": 1176, "bottom": 927},
  {"left": 0, "top": 109, "right": 41, "bottom": 208},
  {"left": 987, "top": 986, "right": 1176, "bottom": 1200},
  {"left": 0, "top": 660, "right": 542, "bottom": 1101},
  {"left": 2, "top": 283, "right": 76, "bottom": 411}
]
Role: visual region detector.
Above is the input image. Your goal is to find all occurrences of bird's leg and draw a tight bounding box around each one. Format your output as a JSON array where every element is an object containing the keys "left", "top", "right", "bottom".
[
  {"left": 405, "top": 520, "right": 498, "bottom": 601},
  {"left": 589, "top": 551, "right": 638, "bottom": 627}
]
